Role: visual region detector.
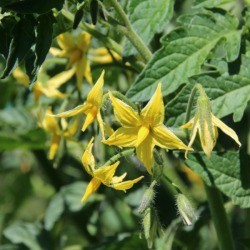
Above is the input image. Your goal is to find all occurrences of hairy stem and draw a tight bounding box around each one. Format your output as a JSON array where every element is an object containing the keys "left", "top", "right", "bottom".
[{"left": 103, "top": 148, "right": 135, "bottom": 166}]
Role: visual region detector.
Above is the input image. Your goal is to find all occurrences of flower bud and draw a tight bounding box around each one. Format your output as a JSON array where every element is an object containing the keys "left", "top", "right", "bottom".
[
  {"left": 176, "top": 194, "right": 197, "bottom": 226},
  {"left": 138, "top": 181, "right": 156, "bottom": 214}
]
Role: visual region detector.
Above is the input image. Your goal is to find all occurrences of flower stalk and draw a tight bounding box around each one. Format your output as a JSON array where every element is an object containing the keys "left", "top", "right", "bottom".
[{"left": 103, "top": 148, "right": 135, "bottom": 166}]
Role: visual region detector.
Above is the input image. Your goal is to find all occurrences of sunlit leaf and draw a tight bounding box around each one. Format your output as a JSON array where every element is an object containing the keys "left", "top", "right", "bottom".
[
  {"left": 126, "top": 11, "right": 241, "bottom": 101},
  {"left": 124, "top": 0, "right": 174, "bottom": 56}
]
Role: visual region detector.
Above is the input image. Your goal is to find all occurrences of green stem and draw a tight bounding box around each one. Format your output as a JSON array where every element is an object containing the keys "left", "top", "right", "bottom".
[
  {"left": 61, "top": 9, "right": 122, "bottom": 55},
  {"left": 205, "top": 185, "right": 234, "bottom": 250},
  {"left": 109, "top": 0, "right": 152, "bottom": 62},
  {"left": 102, "top": 91, "right": 137, "bottom": 110},
  {"left": 103, "top": 148, "right": 135, "bottom": 166}
]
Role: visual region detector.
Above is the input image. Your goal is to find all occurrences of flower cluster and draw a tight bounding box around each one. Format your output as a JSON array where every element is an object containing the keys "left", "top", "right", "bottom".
[{"left": 16, "top": 32, "right": 241, "bottom": 203}]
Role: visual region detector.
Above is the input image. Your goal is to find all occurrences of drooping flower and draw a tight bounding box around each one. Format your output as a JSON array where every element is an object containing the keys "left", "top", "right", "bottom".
[
  {"left": 53, "top": 71, "right": 105, "bottom": 138},
  {"left": 50, "top": 32, "right": 120, "bottom": 90},
  {"left": 39, "top": 107, "right": 78, "bottom": 159},
  {"left": 81, "top": 138, "right": 144, "bottom": 202},
  {"left": 180, "top": 96, "right": 241, "bottom": 157},
  {"left": 103, "top": 84, "right": 191, "bottom": 174}
]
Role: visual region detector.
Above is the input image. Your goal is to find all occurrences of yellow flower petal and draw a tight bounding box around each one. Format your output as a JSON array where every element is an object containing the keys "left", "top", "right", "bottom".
[
  {"left": 57, "top": 33, "right": 75, "bottom": 51},
  {"left": 77, "top": 32, "right": 91, "bottom": 51},
  {"left": 136, "top": 125, "right": 150, "bottom": 147},
  {"left": 109, "top": 93, "right": 141, "bottom": 128},
  {"left": 41, "top": 87, "right": 67, "bottom": 99},
  {"left": 104, "top": 122, "right": 114, "bottom": 137},
  {"left": 96, "top": 112, "right": 105, "bottom": 139},
  {"left": 184, "top": 120, "right": 199, "bottom": 158},
  {"left": 103, "top": 127, "right": 138, "bottom": 147},
  {"left": 136, "top": 135, "right": 155, "bottom": 174},
  {"left": 75, "top": 56, "right": 92, "bottom": 89},
  {"left": 180, "top": 118, "right": 195, "bottom": 129},
  {"left": 42, "top": 107, "right": 60, "bottom": 134},
  {"left": 13, "top": 67, "right": 29, "bottom": 87},
  {"left": 94, "top": 162, "right": 120, "bottom": 185},
  {"left": 81, "top": 178, "right": 101, "bottom": 202},
  {"left": 54, "top": 103, "right": 90, "bottom": 118},
  {"left": 62, "top": 117, "right": 79, "bottom": 137},
  {"left": 49, "top": 134, "right": 61, "bottom": 160},
  {"left": 87, "top": 70, "right": 104, "bottom": 107},
  {"left": 153, "top": 125, "right": 190, "bottom": 150},
  {"left": 141, "top": 84, "right": 164, "bottom": 126},
  {"left": 49, "top": 47, "right": 64, "bottom": 57},
  {"left": 212, "top": 115, "right": 241, "bottom": 147},
  {"left": 198, "top": 118, "right": 215, "bottom": 157},
  {"left": 47, "top": 68, "right": 75, "bottom": 89},
  {"left": 82, "top": 137, "right": 95, "bottom": 174},
  {"left": 112, "top": 173, "right": 127, "bottom": 184},
  {"left": 82, "top": 107, "right": 97, "bottom": 132},
  {"left": 112, "top": 176, "right": 144, "bottom": 191},
  {"left": 89, "top": 47, "right": 121, "bottom": 63}
]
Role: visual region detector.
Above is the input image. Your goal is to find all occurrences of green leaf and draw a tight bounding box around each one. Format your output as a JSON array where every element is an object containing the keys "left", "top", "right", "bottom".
[
  {"left": 124, "top": 0, "right": 175, "bottom": 56},
  {"left": 185, "top": 151, "right": 250, "bottom": 208},
  {"left": 0, "top": 129, "right": 46, "bottom": 151},
  {"left": 193, "top": 0, "right": 234, "bottom": 8},
  {"left": 44, "top": 193, "right": 65, "bottom": 231},
  {"left": 61, "top": 182, "right": 85, "bottom": 212},
  {"left": 2, "top": 0, "right": 65, "bottom": 14},
  {"left": 4, "top": 222, "right": 42, "bottom": 250},
  {"left": 1, "top": 16, "right": 36, "bottom": 78},
  {"left": 28, "top": 12, "right": 55, "bottom": 83},
  {"left": 0, "top": 15, "right": 18, "bottom": 59},
  {"left": 166, "top": 55, "right": 250, "bottom": 127},
  {"left": 126, "top": 12, "right": 241, "bottom": 101}
]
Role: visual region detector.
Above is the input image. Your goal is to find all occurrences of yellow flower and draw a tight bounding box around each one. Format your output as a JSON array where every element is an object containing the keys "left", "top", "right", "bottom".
[
  {"left": 50, "top": 32, "right": 120, "bottom": 90},
  {"left": 50, "top": 32, "right": 92, "bottom": 89},
  {"left": 103, "top": 84, "right": 191, "bottom": 174},
  {"left": 13, "top": 67, "right": 74, "bottom": 100},
  {"left": 39, "top": 107, "right": 78, "bottom": 159},
  {"left": 32, "top": 68, "right": 75, "bottom": 100},
  {"left": 181, "top": 110, "right": 241, "bottom": 157},
  {"left": 54, "top": 71, "right": 105, "bottom": 138},
  {"left": 81, "top": 138, "right": 144, "bottom": 202}
]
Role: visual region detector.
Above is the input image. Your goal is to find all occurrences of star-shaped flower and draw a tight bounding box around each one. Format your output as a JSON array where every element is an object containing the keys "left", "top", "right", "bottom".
[
  {"left": 53, "top": 71, "right": 105, "bottom": 138},
  {"left": 103, "top": 84, "right": 191, "bottom": 174},
  {"left": 180, "top": 102, "right": 241, "bottom": 157},
  {"left": 50, "top": 32, "right": 120, "bottom": 90},
  {"left": 81, "top": 138, "right": 144, "bottom": 202},
  {"left": 50, "top": 32, "right": 92, "bottom": 89}
]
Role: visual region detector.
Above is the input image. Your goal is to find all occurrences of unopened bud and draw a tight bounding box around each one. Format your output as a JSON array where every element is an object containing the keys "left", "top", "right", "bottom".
[
  {"left": 138, "top": 181, "right": 156, "bottom": 214},
  {"left": 176, "top": 194, "right": 197, "bottom": 226}
]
